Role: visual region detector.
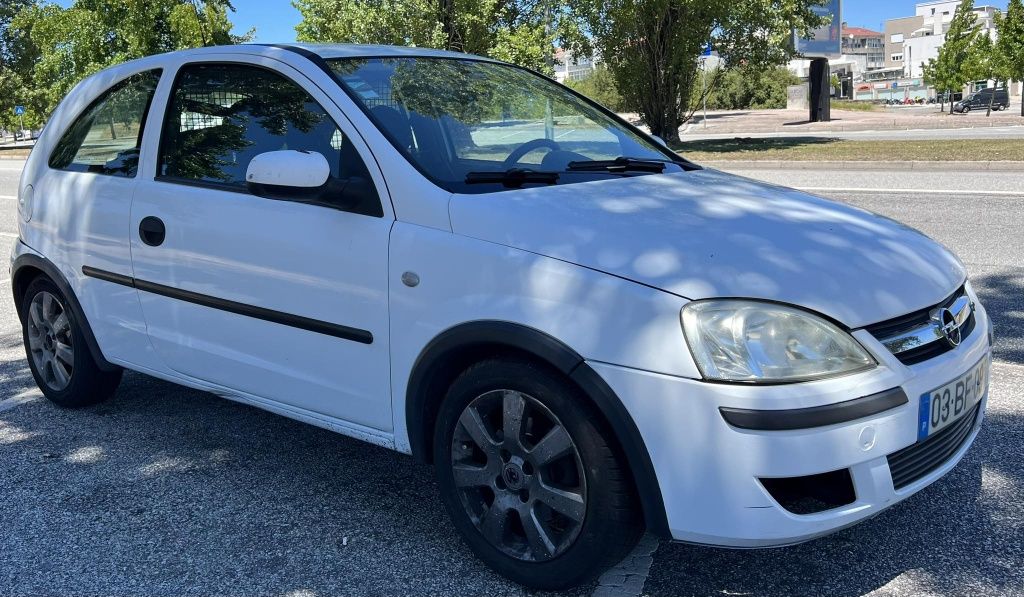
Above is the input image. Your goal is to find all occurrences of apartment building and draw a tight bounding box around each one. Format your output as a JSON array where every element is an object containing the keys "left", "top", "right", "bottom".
[
  {"left": 900, "top": 1, "right": 999, "bottom": 79},
  {"left": 841, "top": 25, "right": 885, "bottom": 71},
  {"left": 884, "top": 15, "right": 925, "bottom": 71}
]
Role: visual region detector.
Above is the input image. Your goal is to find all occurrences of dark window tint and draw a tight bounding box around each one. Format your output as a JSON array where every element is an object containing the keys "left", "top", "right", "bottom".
[
  {"left": 158, "top": 64, "right": 375, "bottom": 195},
  {"left": 49, "top": 70, "right": 161, "bottom": 177}
]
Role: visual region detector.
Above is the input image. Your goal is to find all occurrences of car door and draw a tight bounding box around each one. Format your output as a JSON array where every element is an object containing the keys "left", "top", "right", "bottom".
[
  {"left": 129, "top": 57, "right": 394, "bottom": 432},
  {"left": 30, "top": 69, "right": 167, "bottom": 373}
]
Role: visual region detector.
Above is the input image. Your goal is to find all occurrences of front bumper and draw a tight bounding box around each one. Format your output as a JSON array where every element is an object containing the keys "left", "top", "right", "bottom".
[{"left": 592, "top": 301, "right": 991, "bottom": 547}]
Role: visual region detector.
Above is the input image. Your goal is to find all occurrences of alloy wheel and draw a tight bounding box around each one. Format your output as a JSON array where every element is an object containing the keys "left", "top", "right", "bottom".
[
  {"left": 450, "top": 389, "right": 587, "bottom": 562},
  {"left": 27, "top": 291, "right": 74, "bottom": 391}
]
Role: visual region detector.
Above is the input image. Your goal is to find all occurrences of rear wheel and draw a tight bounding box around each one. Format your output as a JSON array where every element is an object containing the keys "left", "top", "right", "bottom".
[
  {"left": 433, "top": 358, "right": 642, "bottom": 589},
  {"left": 21, "top": 277, "right": 122, "bottom": 407}
]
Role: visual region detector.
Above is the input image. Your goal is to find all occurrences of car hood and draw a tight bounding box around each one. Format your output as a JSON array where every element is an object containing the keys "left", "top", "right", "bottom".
[{"left": 449, "top": 169, "right": 966, "bottom": 328}]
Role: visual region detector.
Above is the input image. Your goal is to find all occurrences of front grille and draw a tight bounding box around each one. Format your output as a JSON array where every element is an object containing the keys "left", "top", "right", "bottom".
[
  {"left": 865, "top": 285, "right": 975, "bottom": 365},
  {"left": 887, "top": 403, "right": 979, "bottom": 490}
]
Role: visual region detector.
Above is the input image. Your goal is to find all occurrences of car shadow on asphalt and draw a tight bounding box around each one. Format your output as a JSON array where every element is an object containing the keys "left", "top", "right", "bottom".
[
  {"left": 972, "top": 269, "right": 1024, "bottom": 366},
  {"left": 0, "top": 340, "right": 596, "bottom": 597}
]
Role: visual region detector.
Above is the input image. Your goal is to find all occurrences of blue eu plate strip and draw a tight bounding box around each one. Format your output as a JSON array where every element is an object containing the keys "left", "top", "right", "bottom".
[{"left": 917, "top": 392, "right": 931, "bottom": 441}]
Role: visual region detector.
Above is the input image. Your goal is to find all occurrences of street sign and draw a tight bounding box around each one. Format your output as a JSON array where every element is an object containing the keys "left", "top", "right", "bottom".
[
  {"left": 702, "top": 44, "right": 712, "bottom": 57},
  {"left": 14, "top": 105, "right": 25, "bottom": 116},
  {"left": 795, "top": 0, "right": 842, "bottom": 58}
]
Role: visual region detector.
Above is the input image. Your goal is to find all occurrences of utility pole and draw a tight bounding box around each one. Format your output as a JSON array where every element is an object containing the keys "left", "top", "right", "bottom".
[{"left": 701, "top": 60, "right": 707, "bottom": 129}]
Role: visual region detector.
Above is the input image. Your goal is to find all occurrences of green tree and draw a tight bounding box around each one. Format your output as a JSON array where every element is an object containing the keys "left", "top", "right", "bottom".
[
  {"left": 9, "top": 0, "right": 251, "bottom": 122},
  {"left": 930, "top": 0, "right": 982, "bottom": 115},
  {"left": 968, "top": 32, "right": 1003, "bottom": 116},
  {"left": 564, "top": 0, "right": 825, "bottom": 143},
  {"left": 996, "top": 0, "right": 1024, "bottom": 116},
  {"left": 0, "top": 0, "right": 41, "bottom": 131},
  {"left": 564, "top": 65, "right": 627, "bottom": 112},
  {"left": 704, "top": 66, "right": 800, "bottom": 110},
  {"left": 292, "top": 0, "right": 557, "bottom": 73}
]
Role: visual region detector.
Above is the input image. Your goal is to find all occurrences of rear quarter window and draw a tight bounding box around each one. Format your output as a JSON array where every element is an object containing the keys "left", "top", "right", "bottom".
[{"left": 48, "top": 70, "right": 162, "bottom": 178}]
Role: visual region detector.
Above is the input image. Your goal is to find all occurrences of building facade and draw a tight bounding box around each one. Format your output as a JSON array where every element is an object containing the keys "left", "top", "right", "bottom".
[
  {"left": 884, "top": 15, "right": 925, "bottom": 71},
  {"left": 553, "top": 49, "right": 600, "bottom": 83},
  {"left": 841, "top": 25, "right": 885, "bottom": 70}
]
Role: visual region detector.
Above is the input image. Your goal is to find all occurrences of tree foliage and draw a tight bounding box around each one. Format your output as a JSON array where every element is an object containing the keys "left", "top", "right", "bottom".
[
  {"left": 924, "top": 0, "right": 982, "bottom": 114},
  {"left": 1, "top": 0, "right": 250, "bottom": 129},
  {"left": 704, "top": 66, "right": 800, "bottom": 110},
  {"left": 564, "top": 0, "right": 826, "bottom": 142},
  {"left": 564, "top": 65, "right": 627, "bottom": 112},
  {"left": 293, "top": 0, "right": 558, "bottom": 73},
  {"left": 996, "top": 0, "right": 1024, "bottom": 116}
]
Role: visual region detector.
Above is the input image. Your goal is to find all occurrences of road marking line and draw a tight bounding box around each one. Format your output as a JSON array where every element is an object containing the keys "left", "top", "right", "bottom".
[
  {"left": 993, "top": 360, "right": 1024, "bottom": 372},
  {"left": 0, "top": 232, "right": 18, "bottom": 239},
  {"left": 0, "top": 194, "right": 16, "bottom": 200},
  {"left": 795, "top": 186, "right": 1024, "bottom": 197},
  {"left": 592, "top": 533, "right": 660, "bottom": 597},
  {"left": 0, "top": 393, "right": 40, "bottom": 414},
  {"left": 555, "top": 129, "right": 577, "bottom": 139}
]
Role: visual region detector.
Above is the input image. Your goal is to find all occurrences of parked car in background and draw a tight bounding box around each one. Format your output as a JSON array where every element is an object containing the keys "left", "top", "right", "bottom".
[
  {"left": 11, "top": 44, "right": 993, "bottom": 590},
  {"left": 953, "top": 87, "right": 1010, "bottom": 113}
]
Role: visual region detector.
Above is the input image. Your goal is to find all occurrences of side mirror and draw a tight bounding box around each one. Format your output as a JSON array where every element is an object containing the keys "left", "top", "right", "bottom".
[
  {"left": 653, "top": 136, "right": 669, "bottom": 148},
  {"left": 245, "top": 150, "right": 380, "bottom": 214},
  {"left": 246, "top": 150, "right": 331, "bottom": 195}
]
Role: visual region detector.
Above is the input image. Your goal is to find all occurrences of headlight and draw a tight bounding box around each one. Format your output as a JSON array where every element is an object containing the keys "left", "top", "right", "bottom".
[{"left": 681, "top": 300, "right": 875, "bottom": 383}]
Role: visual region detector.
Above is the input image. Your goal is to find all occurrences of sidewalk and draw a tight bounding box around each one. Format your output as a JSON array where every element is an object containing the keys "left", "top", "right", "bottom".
[
  {"left": 699, "top": 159, "right": 1024, "bottom": 172},
  {"left": 679, "top": 107, "right": 1024, "bottom": 136}
]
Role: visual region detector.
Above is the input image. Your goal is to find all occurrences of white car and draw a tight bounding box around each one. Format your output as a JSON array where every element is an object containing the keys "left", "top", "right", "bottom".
[{"left": 12, "top": 44, "right": 991, "bottom": 589}]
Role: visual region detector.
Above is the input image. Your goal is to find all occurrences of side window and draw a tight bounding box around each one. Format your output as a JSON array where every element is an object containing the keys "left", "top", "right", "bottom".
[
  {"left": 49, "top": 70, "right": 162, "bottom": 177},
  {"left": 158, "top": 63, "right": 380, "bottom": 215}
]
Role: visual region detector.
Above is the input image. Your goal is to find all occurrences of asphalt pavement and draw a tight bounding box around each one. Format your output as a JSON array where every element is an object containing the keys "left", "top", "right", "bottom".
[{"left": 1, "top": 158, "right": 1022, "bottom": 597}]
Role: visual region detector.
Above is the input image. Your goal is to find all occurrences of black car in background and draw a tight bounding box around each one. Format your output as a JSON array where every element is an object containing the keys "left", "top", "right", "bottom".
[{"left": 953, "top": 87, "right": 1010, "bottom": 113}]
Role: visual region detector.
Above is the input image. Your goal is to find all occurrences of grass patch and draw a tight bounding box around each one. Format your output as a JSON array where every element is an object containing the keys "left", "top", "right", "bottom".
[
  {"left": 676, "top": 137, "right": 1024, "bottom": 162},
  {"left": 831, "top": 100, "right": 879, "bottom": 112}
]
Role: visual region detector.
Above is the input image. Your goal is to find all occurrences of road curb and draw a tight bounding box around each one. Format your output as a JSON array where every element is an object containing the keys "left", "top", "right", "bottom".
[{"left": 699, "top": 160, "right": 1024, "bottom": 172}]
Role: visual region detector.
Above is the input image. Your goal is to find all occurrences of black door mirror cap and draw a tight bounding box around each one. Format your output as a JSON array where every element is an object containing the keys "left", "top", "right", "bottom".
[{"left": 247, "top": 176, "right": 380, "bottom": 215}]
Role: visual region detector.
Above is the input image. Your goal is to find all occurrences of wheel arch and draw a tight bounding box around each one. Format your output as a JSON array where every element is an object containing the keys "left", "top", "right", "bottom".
[
  {"left": 405, "top": 320, "right": 670, "bottom": 537},
  {"left": 11, "top": 252, "right": 118, "bottom": 372}
]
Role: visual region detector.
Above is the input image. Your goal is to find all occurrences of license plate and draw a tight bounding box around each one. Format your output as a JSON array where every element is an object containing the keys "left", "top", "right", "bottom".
[{"left": 917, "top": 356, "right": 989, "bottom": 441}]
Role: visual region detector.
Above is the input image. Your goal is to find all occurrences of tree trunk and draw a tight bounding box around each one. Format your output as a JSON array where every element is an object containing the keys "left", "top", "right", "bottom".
[{"left": 987, "top": 80, "right": 998, "bottom": 116}]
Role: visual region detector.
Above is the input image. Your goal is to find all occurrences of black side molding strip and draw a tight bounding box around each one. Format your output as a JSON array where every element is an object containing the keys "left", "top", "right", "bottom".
[
  {"left": 82, "top": 266, "right": 373, "bottom": 345},
  {"left": 719, "top": 387, "right": 909, "bottom": 431}
]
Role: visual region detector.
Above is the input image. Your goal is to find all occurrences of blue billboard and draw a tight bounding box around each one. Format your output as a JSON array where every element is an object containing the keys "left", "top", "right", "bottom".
[{"left": 795, "top": 0, "right": 842, "bottom": 58}]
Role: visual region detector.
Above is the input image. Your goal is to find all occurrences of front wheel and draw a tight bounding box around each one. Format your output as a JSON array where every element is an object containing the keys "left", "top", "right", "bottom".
[
  {"left": 433, "top": 358, "right": 642, "bottom": 590},
  {"left": 21, "top": 276, "right": 122, "bottom": 407}
]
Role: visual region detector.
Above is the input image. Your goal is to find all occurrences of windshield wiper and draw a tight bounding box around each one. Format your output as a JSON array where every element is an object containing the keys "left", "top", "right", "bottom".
[
  {"left": 465, "top": 168, "right": 560, "bottom": 188},
  {"left": 566, "top": 157, "right": 667, "bottom": 173}
]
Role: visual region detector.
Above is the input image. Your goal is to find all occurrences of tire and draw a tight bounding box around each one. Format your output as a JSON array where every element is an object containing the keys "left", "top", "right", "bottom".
[
  {"left": 433, "top": 358, "right": 642, "bottom": 590},
  {"left": 20, "top": 276, "right": 122, "bottom": 407},
  {"left": 962, "top": 105, "right": 971, "bottom": 113}
]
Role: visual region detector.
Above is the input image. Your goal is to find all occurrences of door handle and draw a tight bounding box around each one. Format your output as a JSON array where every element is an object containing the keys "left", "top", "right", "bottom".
[{"left": 139, "top": 216, "right": 166, "bottom": 247}]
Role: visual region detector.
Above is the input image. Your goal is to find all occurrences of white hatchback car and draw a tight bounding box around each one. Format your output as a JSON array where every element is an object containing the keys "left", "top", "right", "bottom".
[{"left": 13, "top": 44, "right": 991, "bottom": 589}]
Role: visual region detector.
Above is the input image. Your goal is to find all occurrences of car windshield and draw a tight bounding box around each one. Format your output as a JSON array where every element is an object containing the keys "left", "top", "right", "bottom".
[{"left": 326, "top": 57, "right": 690, "bottom": 193}]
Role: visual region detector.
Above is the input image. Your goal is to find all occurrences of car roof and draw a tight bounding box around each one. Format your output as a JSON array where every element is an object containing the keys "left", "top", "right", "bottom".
[
  {"left": 69, "top": 43, "right": 505, "bottom": 100},
  {"left": 280, "top": 42, "right": 499, "bottom": 63}
]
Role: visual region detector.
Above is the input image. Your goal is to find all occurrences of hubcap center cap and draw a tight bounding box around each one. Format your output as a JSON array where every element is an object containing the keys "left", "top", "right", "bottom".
[{"left": 501, "top": 463, "right": 526, "bottom": 491}]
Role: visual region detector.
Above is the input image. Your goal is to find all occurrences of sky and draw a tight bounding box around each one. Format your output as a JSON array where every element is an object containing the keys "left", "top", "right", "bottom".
[{"left": 55, "top": 1, "right": 1013, "bottom": 43}]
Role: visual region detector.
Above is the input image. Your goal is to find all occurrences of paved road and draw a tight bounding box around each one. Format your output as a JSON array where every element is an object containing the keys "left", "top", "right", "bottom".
[{"left": 1, "top": 159, "right": 1021, "bottom": 597}]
